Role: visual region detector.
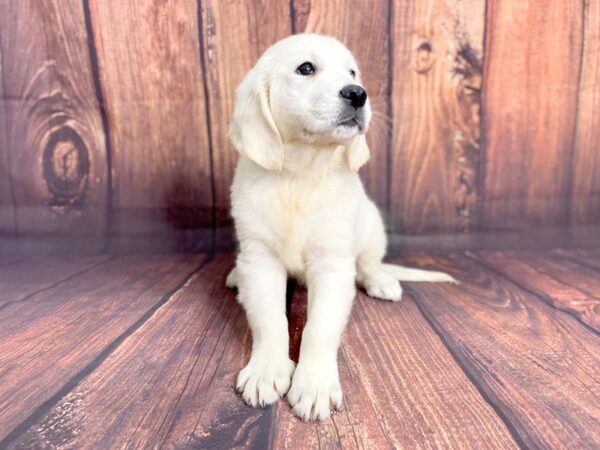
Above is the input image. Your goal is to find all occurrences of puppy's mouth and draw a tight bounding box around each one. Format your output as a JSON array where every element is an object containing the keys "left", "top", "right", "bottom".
[{"left": 336, "top": 116, "right": 364, "bottom": 131}]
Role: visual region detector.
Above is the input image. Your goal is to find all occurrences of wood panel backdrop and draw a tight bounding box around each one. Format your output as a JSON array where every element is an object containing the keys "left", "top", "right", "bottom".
[{"left": 0, "top": 0, "right": 598, "bottom": 253}]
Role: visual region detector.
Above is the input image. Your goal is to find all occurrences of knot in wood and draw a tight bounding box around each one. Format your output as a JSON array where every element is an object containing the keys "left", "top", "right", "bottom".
[
  {"left": 43, "top": 126, "right": 90, "bottom": 209},
  {"left": 413, "top": 41, "right": 435, "bottom": 74}
]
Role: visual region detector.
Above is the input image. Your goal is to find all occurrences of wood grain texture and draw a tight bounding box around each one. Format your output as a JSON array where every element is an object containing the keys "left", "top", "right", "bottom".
[
  {"left": 402, "top": 253, "right": 600, "bottom": 448},
  {"left": 274, "top": 287, "right": 518, "bottom": 449},
  {"left": 12, "top": 254, "right": 517, "bottom": 449},
  {"left": 0, "top": 0, "right": 108, "bottom": 245},
  {"left": 389, "top": 0, "right": 484, "bottom": 234},
  {"left": 552, "top": 248, "right": 600, "bottom": 272},
  {"left": 0, "top": 255, "right": 109, "bottom": 308},
  {"left": 0, "top": 254, "right": 205, "bottom": 444},
  {"left": 482, "top": 0, "right": 583, "bottom": 231},
  {"left": 570, "top": 0, "right": 600, "bottom": 232},
  {"left": 10, "top": 255, "right": 267, "bottom": 450},
  {"left": 87, "top": 0, "right": 213, "bottom": 240},
  {"left": 0, "top": 77, "right": 15, "bottom": 236},
  {"left": 293, "top": 0, "right": 391, "bottom": 212},
  {"left": 200, "top": 0, "right": 291, "bottom": 223},
  {"left": 474, "top": 250, "right": 600, "bottom": 332}
]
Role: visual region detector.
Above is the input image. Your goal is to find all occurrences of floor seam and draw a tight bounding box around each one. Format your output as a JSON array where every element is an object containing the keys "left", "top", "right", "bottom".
[
  {"left": 467, "top": 252, "right": 600, "bottom": 337},
  {"left": 0, "top": 255, "right": 114, "bottom": 313},
  {"left": 406, "top": 286, "right": 529, "bottom": 449},
  {"left": 0, "top": 254, "right": 213, "bottom": 449}
]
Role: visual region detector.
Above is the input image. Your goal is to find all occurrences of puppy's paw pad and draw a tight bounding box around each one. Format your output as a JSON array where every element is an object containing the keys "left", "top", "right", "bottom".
[
  {"left": 364, "top": 272, "right": 403, "bottom": 302},
  {"left": 287, "top": 361, "right": 342, "bottom": 421},
  {"left": 237, "top": 357, "right": 295, "bottom": 407}
]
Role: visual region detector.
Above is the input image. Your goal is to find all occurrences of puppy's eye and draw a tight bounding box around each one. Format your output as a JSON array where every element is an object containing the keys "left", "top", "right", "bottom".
[
  {"left": 350, "top": 69, "right": 356, "bottom": 78},
  {"left": 296, "top": 62, "right": 315, "bottom": 76}
]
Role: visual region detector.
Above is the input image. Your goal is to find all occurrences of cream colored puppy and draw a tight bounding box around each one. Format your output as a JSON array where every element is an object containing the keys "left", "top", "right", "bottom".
[{"left": 226, "top": 34, "right": 455, "bottom": 421}]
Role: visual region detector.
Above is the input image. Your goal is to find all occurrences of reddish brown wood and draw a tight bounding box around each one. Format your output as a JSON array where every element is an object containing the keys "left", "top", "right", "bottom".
[
  {"left": 475, "top": 250, "right": 600, "bottom": 332},
  {"left": 570, "top": 0, "right": 600, "bottom": 235},
  {"left": 274, "top": 288, "right": 518, "bottom": 449},
  {"left": 293, "top": 0, "right": 391, "bottom": 212},
  {"left": 0, "top": 255, "right": 109, "bottom": 308},
  {"left": 482, "top": 0, "right": 583, "bottom": 231},
  {"left": 9, "top": 255, "right": 269, "bottom": 449},
  {"left": 0, "top": 93, "right": 15, "bottom": 237},
  {"left": 0, "top": 0, "right": 108, "bottom": 247},
  {"left": 87, "top": 0, "right": 213, "bottom": 245},
  {"left": 401, "top": 253, "right": 600, "bottom": 448},
  {"left": 0, "top": 254, "right": 206, "bottom": 443},
  {"left": 200, "top": 0, "right": 291, "bottom": 223},
  {"left": 389, "top": 0, "right": 484, "bottom": 234},
  {"left": 10, "top": 254, "right": 519, "bottom": 449},
  {"left": 552, "top": 248, "right": 600, "bottom": 272}
]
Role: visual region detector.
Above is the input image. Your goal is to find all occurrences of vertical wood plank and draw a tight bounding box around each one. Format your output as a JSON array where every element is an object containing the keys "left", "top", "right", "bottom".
[
  {"left": 482, "top": 0, "right": 583, "bottom": 232},
  {"left": 0, "top": 0, "right": 109, "bottom": 248},
  {"left": 293, "top": 0, "right": 391, "bottom": 212},
  {"left": 570, "top": 0, "right": 600, "bottom": 236},
  {"left": 389, "top": 0, "right": 484, "bottom": 235},
  {"left": 200, "top": 0, "right": 291, "bottom": 223},
  {"left": 0, "top": 40, "right": 14, "bottom": 236},
  {"left": 0, "top": 95, "right": 16, "bottom": 237},
  {"left": 88, "top": 0, "right": 213, "bottom": 245}
]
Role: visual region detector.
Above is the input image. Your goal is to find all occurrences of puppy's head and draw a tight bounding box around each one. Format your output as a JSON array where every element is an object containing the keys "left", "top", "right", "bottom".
[{"left": 229, "top": 34, "right": 371, "bottom": 171}]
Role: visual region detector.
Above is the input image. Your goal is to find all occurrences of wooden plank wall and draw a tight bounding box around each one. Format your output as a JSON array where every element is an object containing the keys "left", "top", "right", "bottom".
[
  {"left": 0, "top": 0, "right": 598, "bottom": 252},
  {"left": 0, "top": 0, "right": 109, "bottom": 251}
]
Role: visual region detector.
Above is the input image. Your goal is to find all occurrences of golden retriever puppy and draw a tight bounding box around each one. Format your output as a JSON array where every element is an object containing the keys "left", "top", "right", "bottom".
[{"left": 226, "top": 33, "right": 455, "bottom": 421}]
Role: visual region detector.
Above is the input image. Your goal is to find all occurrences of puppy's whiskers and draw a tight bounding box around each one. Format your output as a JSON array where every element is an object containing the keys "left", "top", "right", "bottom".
[{"left": 369, "top": 110, "right": 393, "bottom": 137}]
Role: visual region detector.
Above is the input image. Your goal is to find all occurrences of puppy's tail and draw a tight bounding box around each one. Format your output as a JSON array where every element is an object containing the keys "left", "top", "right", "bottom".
[{"left": 381, "top": 263, "right": 458, "bottom": 284}]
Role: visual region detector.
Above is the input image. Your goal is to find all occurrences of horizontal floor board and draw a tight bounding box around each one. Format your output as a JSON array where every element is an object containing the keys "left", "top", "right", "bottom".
[
  {"left": 552, "top": 248, "right": 600, "bottom": 272},
  {"left": 0, "top": 255, "right": 110, "bottom": 308},
  {"left": 10, "top": 255, "right": 262, "bottom": 450},
  {"left": 0, "top": 254, "right": 207, "bottom": 445},
  {"left": 13, "top": 255, "right": 517, "bottom": 449},
  {"left": 474, "top": 250, "right": 600, "bottom": 332},
  {"left": 5, "top": 250, "right": 600, "bottom": 448},
  {"left": 401, "top": 253, "right": 600, "bottom": 448},
  {"left": 273, "top": 288, "right": 518, "bottom": 449}
]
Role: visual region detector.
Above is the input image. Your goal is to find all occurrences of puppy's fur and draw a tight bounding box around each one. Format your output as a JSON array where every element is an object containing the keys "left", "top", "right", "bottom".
[{"left": 227, "top": 34, "right": 455, "bottom": 421}]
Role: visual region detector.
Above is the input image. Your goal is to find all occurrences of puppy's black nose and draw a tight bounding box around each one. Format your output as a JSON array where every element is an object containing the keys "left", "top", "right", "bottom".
[{"left": 340, "top": 84, "right": 367, "bottom": 109}]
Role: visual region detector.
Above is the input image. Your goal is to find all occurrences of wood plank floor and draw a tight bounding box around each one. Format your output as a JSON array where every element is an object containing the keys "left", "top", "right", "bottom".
[{"left": 0, "top": 250, "right": 599, "bottom": 449}]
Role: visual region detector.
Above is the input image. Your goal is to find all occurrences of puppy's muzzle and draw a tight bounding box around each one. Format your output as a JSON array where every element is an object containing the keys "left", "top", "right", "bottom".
[{"left": 340, "top": 84, "right": 367, "bottom": 109}]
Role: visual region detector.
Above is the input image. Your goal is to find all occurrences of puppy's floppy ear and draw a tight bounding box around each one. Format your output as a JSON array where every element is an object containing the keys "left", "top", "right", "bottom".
[
  {"left": 228, "top": 70, "right": 284, "bottom": 171},
  {"left": 346, "top": 133, "right": 370, "bottom": 171}
]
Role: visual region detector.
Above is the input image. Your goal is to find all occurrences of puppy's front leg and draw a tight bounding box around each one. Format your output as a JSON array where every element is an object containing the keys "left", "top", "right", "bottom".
[
  {"left": 288, "top": 255, "right": 355, "bottom": 420},
  {"left": 236, "top": 248, "right": 295, "bottom": 407}
]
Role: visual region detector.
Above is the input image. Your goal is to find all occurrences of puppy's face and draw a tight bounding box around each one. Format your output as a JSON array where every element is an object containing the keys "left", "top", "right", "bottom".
[
  {"left": 229, "top": 34, "right": 372, "bottom": 171},
  {"left": 266, "top": 35, "right": 371, "bottom": 144}
]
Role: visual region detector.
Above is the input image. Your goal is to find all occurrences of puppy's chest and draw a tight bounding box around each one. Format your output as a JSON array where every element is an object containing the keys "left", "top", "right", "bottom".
[{"left": 254, "top": 180, "right": 346, "bottom": 271}]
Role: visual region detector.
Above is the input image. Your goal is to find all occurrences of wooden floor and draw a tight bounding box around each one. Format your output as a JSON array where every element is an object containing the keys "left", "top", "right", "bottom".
[{"left": 1, "top": 250, "right": 600, "bottom": 449}]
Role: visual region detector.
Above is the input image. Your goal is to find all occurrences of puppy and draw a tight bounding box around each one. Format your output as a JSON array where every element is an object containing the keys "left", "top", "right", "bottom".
[{"left": 226, "top": 34, "right": 455, "bottom": 421}]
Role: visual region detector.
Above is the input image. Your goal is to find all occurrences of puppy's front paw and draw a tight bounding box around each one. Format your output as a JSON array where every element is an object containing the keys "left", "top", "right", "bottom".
[
  {"left": 287, "top": 358, "right": 342, "bottom": 421},
  {"left": 364, "top": 272, "right": 403, "bottom": 301},
  {"left": 237, "top": 355, "right": 295, "bottom": 407}
]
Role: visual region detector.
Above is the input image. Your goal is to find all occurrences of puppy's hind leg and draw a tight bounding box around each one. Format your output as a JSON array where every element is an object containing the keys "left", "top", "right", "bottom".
[
  {"left": 356, "top": 201, "right": 457, "bottom": 302},
  {"left": 355, "top": 201, "right": 403, "bottom": 302}
]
